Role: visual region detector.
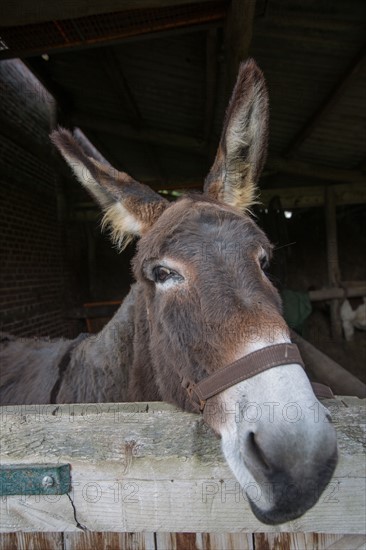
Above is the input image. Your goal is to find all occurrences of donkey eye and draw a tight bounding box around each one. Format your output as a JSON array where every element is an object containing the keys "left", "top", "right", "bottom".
[
  {"left": 260, "top": 256, "right": 269, "bottom": 270},
  {"left": 153, "top": 266, "right": 178, "bottom": 284},
  {"left": 258, "top": 249, "right": 270, "bottom": 273}
]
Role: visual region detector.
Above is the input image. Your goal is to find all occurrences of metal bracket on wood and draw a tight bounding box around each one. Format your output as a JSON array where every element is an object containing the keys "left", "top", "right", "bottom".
[{"left": 0, "top": 464, "right": 70, "bottom": 496}]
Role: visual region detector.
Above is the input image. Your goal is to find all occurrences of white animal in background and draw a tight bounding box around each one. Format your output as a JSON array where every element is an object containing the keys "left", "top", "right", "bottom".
[{"left": 340, "top": 298, "right": 366, "bottom": 340}]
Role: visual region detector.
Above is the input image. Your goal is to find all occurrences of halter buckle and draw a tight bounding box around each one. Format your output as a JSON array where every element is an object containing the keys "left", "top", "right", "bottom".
[{"left": 186, "top": 383, "right": 206, "bottom": 412}]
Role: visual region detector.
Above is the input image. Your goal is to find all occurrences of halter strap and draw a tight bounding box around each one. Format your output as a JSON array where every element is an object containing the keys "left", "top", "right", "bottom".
[{"left": 185, "top": 343, "right": 333, "bottom": 411}]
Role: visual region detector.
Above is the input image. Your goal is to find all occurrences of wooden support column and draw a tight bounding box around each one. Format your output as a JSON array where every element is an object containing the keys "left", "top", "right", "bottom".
[
  {"left": 325, "top": 186, "right": 342, "bottom": 340},
  {"left": 224, "top": 0, "right": 256, "bottom": 100}
]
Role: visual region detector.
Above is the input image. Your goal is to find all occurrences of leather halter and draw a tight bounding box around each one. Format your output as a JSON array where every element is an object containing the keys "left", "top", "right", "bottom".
[{"left": 183, "top": 343, "right": 334, "bottom": 412}]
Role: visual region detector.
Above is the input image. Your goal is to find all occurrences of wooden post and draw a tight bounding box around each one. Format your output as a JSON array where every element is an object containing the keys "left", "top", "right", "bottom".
[
  {"left": 325, "top": 186, "right": 342, "bottom": 340},
  {"left": 224, "top": 0, "right": 256, "bottom": 101},
  {"left": 290, "top": 330, "right": 366, "bottom": 398},
  {"left": 308, "top": 284, "right": 366, "bottom": 301}
]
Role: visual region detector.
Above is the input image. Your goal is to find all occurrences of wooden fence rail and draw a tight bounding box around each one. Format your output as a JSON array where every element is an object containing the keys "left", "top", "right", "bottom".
[{"left": 0, "top": 398, "right": 365, "bottom": 549}]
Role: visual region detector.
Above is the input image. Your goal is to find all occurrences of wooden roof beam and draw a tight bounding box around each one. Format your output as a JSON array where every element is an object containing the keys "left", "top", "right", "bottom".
[
  {"left": 265, "top": 157, "right": 366, "bottom": 184},
  {"left": 72, "top": 112, "right": 208, "bottom": 153},
  {"left": 1, "top": 3, "right": 226, "bottom": 60},
  {"left": 259, "top": 182, "right": 366, "bottom": 210},
  {"left": 1, "top": 0, "right": 219, "bottom": 26},
  {"left": 72, "top": 177, "right": 203, "bottom": 204},
  {"left": 72, "top": 180, "right": 366, "bottom": 214},
  {"left": 284, "top": 44, "right": 366, "bottom": 158},
  {"left": 224, "top": 0, "right": 256, "bottom": 99},
  {"left": 262, "top": 14, "right": 365, "bottom": 33}
]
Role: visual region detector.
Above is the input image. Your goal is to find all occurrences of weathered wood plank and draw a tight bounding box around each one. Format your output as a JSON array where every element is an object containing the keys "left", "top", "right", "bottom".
[
  {"left": 254, "top": 533, "right": 366, "bottom": 550},
  {"left": 0, "top": 399, "right": 365, "bottom": 533},
  {"left": 0, "top": 495, "right": 78, "bottom": 532},
  {"left": 156, "top": 532, "right": 254, "bottom": 549},
  {"left": 0, "top": 532, "right": 63, "bottom": 550},
  {"left": 64, "top": 532, "right": 156, "bottom": 550},
  {"left": 1, "top": 531, "right": 364, "bottom": 549},
  {"left": 290, "top": 331, "right": 366, "bottom": 398},
  {"left": 308, "top": 286, "right": 366, "bottom": 301}
]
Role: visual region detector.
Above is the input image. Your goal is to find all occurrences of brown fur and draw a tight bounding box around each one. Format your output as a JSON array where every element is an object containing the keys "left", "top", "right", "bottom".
[
  {"left": 0, "top": 61, "right": 337, "bottom": 524},
  {"left": 0, "top": 60, "right": 338, "bottom": 527},
  {"left": 129, "top": 196, "right": 287, "bottom": 416},
  {"left": 0, "top": 59, "right": 284, "bottom": 412},
  {"left": 204, "top": 59, "right": 268, "bottom": 211}
]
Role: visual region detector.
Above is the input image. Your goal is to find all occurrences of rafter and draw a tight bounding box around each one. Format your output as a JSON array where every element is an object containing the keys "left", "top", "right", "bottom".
[
  {"left": 259, "top": 182, "right": 366, "bottom": 209},
  {"left": 265, "top": 157, "right": 366, "bottom": 184},
  {"left": 2, "top": 0, "right": 219, "bottom": 26},
  {"left": 72, "top": 180, "right": 366, "bottom": 220},
  {"left": 71, "top": 112, "right": 207, "bottom": 153},
  {"left": 0, "top": 2, "right": 226, "bottom": 60},
  {"left": 284, "top": 44, "right": 366, "bottom": 157}
]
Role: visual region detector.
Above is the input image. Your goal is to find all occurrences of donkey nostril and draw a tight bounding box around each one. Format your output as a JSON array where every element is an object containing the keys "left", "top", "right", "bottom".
[{"left": 248, "top": 432, "right": 271, "bottom": 471}]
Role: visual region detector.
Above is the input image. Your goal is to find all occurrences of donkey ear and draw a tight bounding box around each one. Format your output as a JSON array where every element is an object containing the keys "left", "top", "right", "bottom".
[
  {"left": 204, "top": 59, "right": 268, "bottom": 211},
  {"left": 51, "top": 128, "right": 168, "bottom": 249}
]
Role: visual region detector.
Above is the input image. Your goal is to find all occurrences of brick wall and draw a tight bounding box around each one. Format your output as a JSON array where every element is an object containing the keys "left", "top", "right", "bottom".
[{"left": 0, "top": 60, "right": 84, "bottom": 338}]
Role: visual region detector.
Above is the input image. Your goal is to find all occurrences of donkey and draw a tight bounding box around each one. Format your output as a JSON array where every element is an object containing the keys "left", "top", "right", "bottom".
[{"left": 0, "top": 59, "right": 337, "bottom": 525}]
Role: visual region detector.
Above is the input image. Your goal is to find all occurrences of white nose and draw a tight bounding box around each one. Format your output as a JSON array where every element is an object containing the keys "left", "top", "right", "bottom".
[
  {"left": 240, "top": 408, "right": 338, "bottom": 524},
  {"left": 219, "top": 363, "right": 338, "bottom": 524}
]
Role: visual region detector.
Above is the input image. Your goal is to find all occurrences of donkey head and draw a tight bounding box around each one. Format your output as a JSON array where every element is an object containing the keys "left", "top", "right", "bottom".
[{"left": 51, "top": 59, "right": 337, "bottom": 525}]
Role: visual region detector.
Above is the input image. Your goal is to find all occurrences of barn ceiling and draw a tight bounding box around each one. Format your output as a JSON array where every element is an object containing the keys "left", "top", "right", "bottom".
[{"left": 0, "top": 0, "right": 365, "bottom": 198}]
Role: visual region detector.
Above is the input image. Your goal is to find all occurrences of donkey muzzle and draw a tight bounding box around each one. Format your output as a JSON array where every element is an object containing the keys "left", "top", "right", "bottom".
[{"left": 184, "top": 343, "right": 338, "bottom": 525}]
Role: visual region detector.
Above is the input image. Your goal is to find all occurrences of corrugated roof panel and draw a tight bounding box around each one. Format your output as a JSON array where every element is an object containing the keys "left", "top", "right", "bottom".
[
  {"left": 18, "top": 0, "right": 365, "bottom": 184},
  {"left": 114, "top": 33, "right": 206, "bottom": 136},
  {"left": 250, "top": 0, "right": 366, "bottom": 169}
]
